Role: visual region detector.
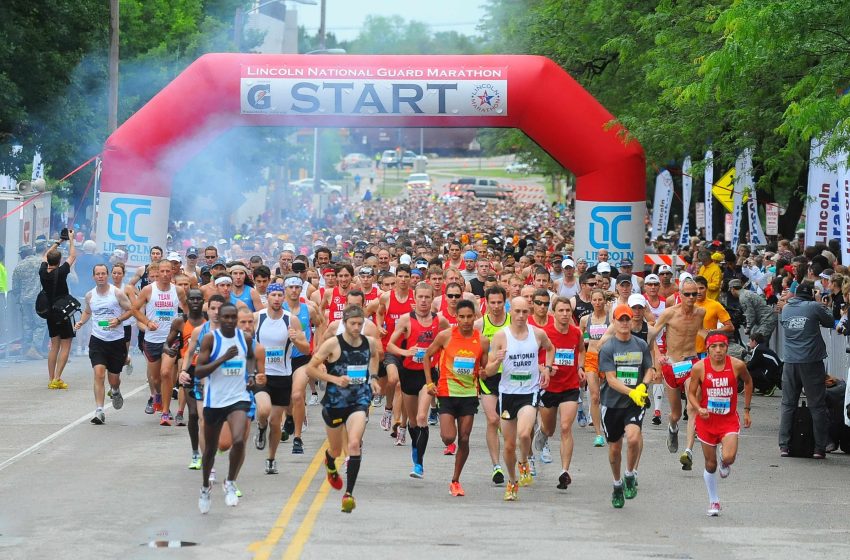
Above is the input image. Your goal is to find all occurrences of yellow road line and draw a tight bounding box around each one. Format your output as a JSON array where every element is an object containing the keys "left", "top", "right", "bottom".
[
  {"left": 247, "top": 442, "right": 329, "bottom": 559},
  {"left": 282, "top": 470, "right": 334, "bottom": 559}
]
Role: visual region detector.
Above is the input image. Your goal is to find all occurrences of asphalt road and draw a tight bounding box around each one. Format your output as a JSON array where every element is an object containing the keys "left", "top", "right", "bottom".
[{"left": 0, "top": 352, "right": 847, "bottom": 559}]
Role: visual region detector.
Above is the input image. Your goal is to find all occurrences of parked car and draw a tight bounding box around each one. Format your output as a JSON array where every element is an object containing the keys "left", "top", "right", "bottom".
[
  {"left": 405, "top": 173, "right": 432, "bottom": 192},
  {"left": 289, "top": 178, "right": 343, "bottom": 193},
  {"left": 381, "top": 150, "right": 399, "bottom": 168},
  {"left": 505, "top": 161, "right": 530, "bottom": 173},
  {"left": 342, "top": 153, "right": 371, "bottom": 168},
  {"left": 450, "top": 177, "right": 513, "bottom": 199}
]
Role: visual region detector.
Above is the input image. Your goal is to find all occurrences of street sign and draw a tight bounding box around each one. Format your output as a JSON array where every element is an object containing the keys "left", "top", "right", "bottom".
[
  {"left": 711, "top": 167, "right": 748, "bottom": 213},
  {"left": 765, "top": 202, "right": 779, "bottom": 235}
]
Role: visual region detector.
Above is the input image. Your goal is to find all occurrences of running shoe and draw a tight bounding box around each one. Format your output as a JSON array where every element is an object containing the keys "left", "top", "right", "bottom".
[
  {"left": 623, "top": 474, "right": 637, "bottom": 499},
  {"left": 172, "top": 387, "right": 179, "bottom": 401},
  {"left": 48, "top": 379, "right": 58, "bottom": 389},
  {"left": 55, "top": 379, "right": 68, "bottom": 390},
  {"left": 159, "top": 412, "right": 173, "bottom": 426},
  {"left": 111, "top": 390, "right": 124, "bottom": 410},
  {"left": 153, "top": 393, "right": 162, "bottom": 413},
  {"left": 372, "top": 394, "right": 384, "bottom": 408},
  {"left": 683, "top": 408, "right": 688, "bottom": 421},
  {"left": 308, "top": 393, "right": 320, "bottom": 406},
  {"left": 707, "top": 502, "right": 721, "bottom": 517},
  {"left": 395, "top": 426, "right": 407, "bottom": 446},
  {"left": 611, "top": 484, "right": 625, "bottom": 508},
  {"left": 223, "top": 481, "right": 239, "bottom": 507},
  {"left": 449, "top": 481, "right": 465, "bottom": 497},
  {"left": 144, "top": 397, "right": 155, "bottom": 415},
  {"left": 326, "top": 464, "right": 343, "bottom": 490},
  {"left": 280, "top": 430, "right": 290, "bottom": 443},
  {"left": 107, "top": 388, "right": 112, "bottom": 398},
  {"left": 667, "top": 425, "right": 679, "bottom": 453},
  {"left": 492, "top": 465, "right": 505, "bottom": 486},
  {"left": 532, "top": 426, "right": 547, "bottom": 457},
  {"left": 577, "top": 409, "right": 588, "bottom": 428},
  {"left": 651, "top": 410, "right": 662, "bottom": 426},
  {"left": 529, "top": 456, "right": 537, "bottom": 477},
  {"left": 341, "top": 493, "right": 356, "bottom": 513},
  {"left": 124, "top": 361, "right": 133, "bottom": 376},
  {"left": 680, "top": 449, "right": 693, "bottom": 471},
  {"left": 380, "top": 410, "right": 392, "bottom": 431},
  {"left": 265, "top": 458, "right": 278, "bottom": 475},
  {"left": 518, "top": 462, "right": 533, "bottom": 487},
  {"left": 254, "top": 426, "right": 267, "bottom": 450},
  {"left": 428, "top": 408, "right": 438, "bottom": 425},
  {"left": 90, "top": 410, "right": 105, "bottom": 425},
  {"left": 283, "top": 415, "right": 295, "bottom": 436},
  {"left": 175, "top": 411, "right": 185, "bottom": 426},
  {"left": 779, "top": 447, "right": 790, "bottom": 457},
  {"left": 199, "top": 487, "right": 211, "bottom": 514},
  {"left": 443, "top": 442, "right": 457, "bottom": 456},
  {"left": 188, "top": 454, "right": 202, "bottom": 470},
  {"left": 593, "top": 435, "right": 605, "bottom": 447},
  {"left": 557, "top": 471, "right": 572, "bottom": 490},
  {"left": 209, "top": 468, "right": 216, "bottom": 486},
  {"left": 504, "top": 482, "right": 518, "bottom": 501},
  {"left": 719, "top": 461, "right": 731, "bottom": 479},
  {"left": 410, "top": 464, "right": 424, "bottom": 479},
  {"left": 292, "top": 437, "right": 304, "bottom": 454},
  {"left": 234, "top": 483, "right": 242, "bottom": 498},
  {"left": 390, "top": 423, "right": 399, "bottom": 438},
  {"left": 763, "top": 385, "right": 776, "bottom": 397},
  {"left": 303, "top": 417, "right": 308, "bottom": 432},
  {"left": 540, "top": 442, "right": 553, "bottom": 464}
]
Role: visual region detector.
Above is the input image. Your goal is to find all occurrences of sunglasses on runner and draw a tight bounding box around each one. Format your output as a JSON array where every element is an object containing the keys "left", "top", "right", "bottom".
[
  {"left": 681, "top": 291, "right": 698, "bottom": 297},
  {"left": 533, "top": 300, "right": 550, "bottom": 306},
  {"left": 445, "top": 293, "right": 462, "bottom": 299}
]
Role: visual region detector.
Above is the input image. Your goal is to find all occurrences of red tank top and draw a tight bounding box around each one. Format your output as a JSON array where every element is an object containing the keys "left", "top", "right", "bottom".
[
  {"left": 529, "top": 314, "right": 554, "bottom": 329},
  {"left": 543, "top": 322, "right": 582, "bottom": 392},
  {"left": 439, "top": 295, "right": 459, "bottom": 325},
  {"left": 403, "top": 312, "right": 440, "bottom": 370},
  {"left": 700, "top": 356, "right": 737, "bottom": 417},
  {"left": 364, "top": 286, "right": 379, "bottom": 306},
  {"left": 382, "top": 289, "right": 414, "bottom": 348},
  {"left": 329, "top": 286, "right": 347, "bottom": 321}
]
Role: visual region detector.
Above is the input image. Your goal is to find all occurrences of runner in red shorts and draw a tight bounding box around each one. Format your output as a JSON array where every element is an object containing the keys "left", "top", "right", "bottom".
[{"left": 687, "top": 331, "right": 753, "bottom": 517}]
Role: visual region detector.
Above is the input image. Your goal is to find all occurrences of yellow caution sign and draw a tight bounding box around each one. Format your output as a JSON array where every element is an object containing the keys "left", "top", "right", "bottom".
[{"left": 711, "top": 167, "right": 748, "bottom": 213}]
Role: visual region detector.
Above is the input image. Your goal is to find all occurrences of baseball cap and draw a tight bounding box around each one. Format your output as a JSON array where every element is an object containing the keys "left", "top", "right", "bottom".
[
  {"left": 628, "top": 294, "right": 646, "bottom": 308},
  {"left": 167, "top": 251, "right": 181, "bottom": 262},
  {"left": 711, "top": 252, "right": 724, "bottom": 262},
  {"left": 463, "top": 250, "right": 478, "bottom": 261},
  {"left": 211, "top": 258, "right": 227, "bottom": 268},
  {"left": 186, "top": 246, "right": 199, "bottom": 257},
  {"left": 597, "top": 262, "right": 611, "bottom": 274},
  {"left": 612, "top": 304, "right": 634, "bottom": 320},
  {"left": 563, "top": 259, "right": 576, "bottom": 268},
  {"left": 359, "top": 266, "right": 374, "bottom": 275},
  {"left": 658, "top": 264, "right": 673, "bottom": 274},
  {"left": 644, "top": 274, "right": 660, "bottom": 284},
  {"left": 399, "top": 254, "right": 412, "bottom": 265},
  {"left": 616, "top": 273, "right": 632, "bottom": 285},
  {"left": 550, "top": 254, "right": 563, "bottom": 262},
  {"left": 619, "top": 259, "right": 633, "bottom": 267},
  {"left": 679, "top": 272, "right": 693, "bottom": 283},
  {"left": 414, "top": 258, "right": 429, "bottom": 270},
  {"left": 282, "top": 243, "right": 296, "bottom": 252},
  {"left": 819, "top": 269, "right": 834, "bottom": 279},
  {"left": 576, "top": 257, "right": 587, "bottom": 264},
  {"left": 728, "top": 279, "right": 743, "bottom": 289}
]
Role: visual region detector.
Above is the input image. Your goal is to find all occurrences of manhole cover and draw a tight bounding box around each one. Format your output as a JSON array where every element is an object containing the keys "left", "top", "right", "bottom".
[{"left": 144, "top": 541, "right": 198, "bottom": 548}]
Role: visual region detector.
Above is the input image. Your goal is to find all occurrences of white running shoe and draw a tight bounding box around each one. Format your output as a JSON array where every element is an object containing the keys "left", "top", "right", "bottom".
[
  {"left": 395, "top": 426, "right": 407, "bottom": 446},
  {"left": 719, "top": 461, "right": 731, "bottom": 479},
  {"left": 540, "top": 442, "right": 553, "bottom": 464},
  {"left": 199, "top": 487, "right": 211, "bottom": 514},
  {"left": 308, "top": 393, "right": 320, "bottom": 406},
  {"left": 208, "top": 468, "right": 216, "bottom": 486},
  {"left": 224, "top": 481, "right": 239, "bottom": 507},
  {"left": 380, "top": 410, "right": 392, "bottom": 431},
  {"left": 707, "top": 502, "right": 721, "bottom": 516},
  {"left": 532, "top": 426, "right": 547, "bottom": 457}
]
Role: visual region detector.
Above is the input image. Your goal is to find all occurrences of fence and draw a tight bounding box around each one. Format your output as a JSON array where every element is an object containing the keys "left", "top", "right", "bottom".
[{"left": 770, "top": 325, "right": 849, "bottom": 381}]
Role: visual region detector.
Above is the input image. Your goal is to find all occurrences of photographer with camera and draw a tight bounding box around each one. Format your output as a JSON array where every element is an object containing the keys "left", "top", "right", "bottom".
[{"left": 39, "top": 228, "right": 77, "bottom": 389}]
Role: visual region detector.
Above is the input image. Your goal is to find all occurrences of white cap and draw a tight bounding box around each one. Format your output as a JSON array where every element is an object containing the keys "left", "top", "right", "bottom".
[
  {"left": 399, "top": 254, "right": 412, "bottom": 265},
  {"left": 679, "top": 272, "right": 693, "bottom": 283},
  {"left": 644, "top": 274, "right": 660, "bottom": 284},
  {"left": 264, "top": 232, "right": 273, "bottom": 238},
  {"left": 658, "top": 264, "right": 673, "bottom": 274},
  {"left": 167, "top": 251, "right": 181, "bottom": 262},
  {"left": 282, "top": 243, "right": 296, "bottom": 252},
  {"left": 628, "top": 294, "right": 646, "bottom": 308},
  {"left": 597, "top": 261, "right": 611, "bottom": 273},
  {"left": 112, "top": 249, "right": 126, "bottom": 259},
  {"left": 563, "top": 259, "right": 576, "bottom": 268}
]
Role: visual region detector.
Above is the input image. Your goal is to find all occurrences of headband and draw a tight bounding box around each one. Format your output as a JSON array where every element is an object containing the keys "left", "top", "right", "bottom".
[
  {"left": 284, "top": 277, "right": 304, "bottom": 288},
  {"left": 214, "top": 276, "right": 232, "bottom": 286},
  {"left": 705, "top": 333, "right": 728, "bottom": 347},
  {"left": 230, "top": 264, "right": 249, "bottom": 275},
  {"left": 322, "top": 267, "right": 335, "bottom": 275},
  {"left": 267, "top": 282, "right": 285, "bottom": 293}
]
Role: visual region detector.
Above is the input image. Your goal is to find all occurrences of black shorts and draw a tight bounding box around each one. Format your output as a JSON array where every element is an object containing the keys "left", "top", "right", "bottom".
[
  {"left": 540, "top": 388, "right": 580, "bottom": 409},
  {"left": 47, "top": 316, "right": 75, "bottom": 340},
  {"left": 399, "top": 367, "right": 426, "bottom": 396},
  {"left": 291, "top": 355, "right": 311, "bottom": 372},
  {"left": 143, "top": 340, "right": 164, "bottom": 363},
  {"left": 479, "top": 373, "right": 501, "bottom": 397},
  {"left": 321, "top": 404, "right": 369, "bottom": 428},
  {"left": 437, "top": 395, "right": 478, "bottom": 418},
  {"left": 203, "top": 400, "right": 251, "bottom": 426},
  {"left": 377, "top": 359, "right": 388, "bottom": 379},
  {"left": 89, "top": 336, "right": 128, "bottom": 374},
  {"left": 383, "top": 353, "right": 402, "bottom": 371},
  {"left": 123, "top": 325, "right": 132, "bottom": 343},
  {"left": 137, "top": 329, "right": 145, "bottom": 353},
  {"left": 601, "top": 404, "right": 645, "bottom": 443},
  {"left": 260, "top": 375, "right": 293, "bottom": 407},
  {"left": 498, "top": 392, "right": 538, "bottom": 420}
]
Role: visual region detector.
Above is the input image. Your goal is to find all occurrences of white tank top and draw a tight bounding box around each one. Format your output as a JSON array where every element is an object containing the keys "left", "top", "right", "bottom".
[
  {"left": 335, "top": 317, "right": 373, "bottom": 335},
  {"left": 499, "top": 325, "right": 541, "bottom": 395},
  {"left": 558, "top": 278, "right": 579, "bottom": 299},
  {"left": 646, "top": 297, "right": 666, "bottom": 345},
  {"left": 145, "top": 283, "right": 179, "bottom": 344},
  {"left": 204, "top": 329, "right": 250, "bottom": 408},
  {"left": 255, "top": 309, "right": 293, "bottom": 377},
  {"left": 90, "top": 286, "right": 125, "bottom": 342}
]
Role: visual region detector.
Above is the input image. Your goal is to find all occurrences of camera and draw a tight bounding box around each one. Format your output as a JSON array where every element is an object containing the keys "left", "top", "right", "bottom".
[{"left": 60, "top": 227, "right": 70, "bottom": 241}]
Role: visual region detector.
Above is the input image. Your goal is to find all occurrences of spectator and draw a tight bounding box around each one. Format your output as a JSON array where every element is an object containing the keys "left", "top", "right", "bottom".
[
  {"left": 778, "top": 281, "right": 833, "bottom": 459},
  {"left": 731, "top": 278, "right": 777, "bottom": 341},
  {"left": 39, "top": 230, "right": 77, "bottom": 389},
  {"left": 11, "top": 243, "right": 47, "bottom": 358},
  {"left": 697, "top": 249, "right": 722, "bottom": 300},
  {"left": 746, "top": 332, "right": 782, "bottom": 396}
]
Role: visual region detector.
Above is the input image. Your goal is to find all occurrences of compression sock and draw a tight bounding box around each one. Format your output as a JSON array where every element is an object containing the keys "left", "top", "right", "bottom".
[
  {"left": 325, "top": 450, "right": 336, "bottom": 470},
  {"left": 346, "top": 455, "right": 361, "bottom": 494},
  {"left": 703, "top": 469, "right": 719, "bottom": 503},
  {"left": 416, "top": 426, "right": 429, "bottom": 465}
]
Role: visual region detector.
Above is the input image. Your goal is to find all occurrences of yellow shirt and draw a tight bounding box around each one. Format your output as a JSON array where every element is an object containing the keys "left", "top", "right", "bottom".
[
  {"left": 695, "top": 298, "right": 731, "bottom": 352},
  {"left": 697, "top": 263, "right": 723, "bottom": 300}
]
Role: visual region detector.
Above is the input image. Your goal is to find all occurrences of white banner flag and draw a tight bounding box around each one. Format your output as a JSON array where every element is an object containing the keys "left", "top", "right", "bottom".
[
  {"left": 31, "top": 152, "right": 44, "bottom": 181},
  {"left": 678, "top": 157, "right": 692, "bottom": 247},
  {"left": 739, "top": 148, "right": 766, "bottom": 246},
  {"left": 805, "top": 137, "right": 837, "bottom": 247},
  {"left": 731, "top": 151, "right": 746, "bottom": 248},
  {"left": 696, "top": 202, "right": 705, "bottom": 229},
  {"left": 838, "top": 150, "right": 850, "bottom": 265},
  {"left": 704, "top": 150, "right": 714, "bottom": 240},
  {"left": 651, "top": 170, "right": 674, "bottom": 241}
]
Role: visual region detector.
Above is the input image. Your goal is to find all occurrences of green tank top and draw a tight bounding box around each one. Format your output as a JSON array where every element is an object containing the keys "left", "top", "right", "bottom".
[{"left": 482, "top": 313, "right": 511, "bottom": 374}]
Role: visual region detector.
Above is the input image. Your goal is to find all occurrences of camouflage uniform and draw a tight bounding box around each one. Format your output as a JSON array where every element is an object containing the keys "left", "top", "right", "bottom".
[{"left": 11, "top": 252, "right": 46, "bottom": 352}]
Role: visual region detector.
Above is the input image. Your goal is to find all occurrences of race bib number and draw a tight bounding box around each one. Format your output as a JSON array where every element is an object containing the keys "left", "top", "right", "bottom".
[
  {"left": 672, "top": 360, "right": 693, "bottom": 379},
  {"left": 616, "top": 366, "right": 639, "bottom": 387},
  {"left": 156, "top": 308, "right": 176, "bottom": 320},
  {"left": 509, "top": 371, "right": 531, "bottom": 383},
  {"left": 97, "top": 320, "right": 111, "bottom": 328},
  {"left": 453, "top": 356, "right": 476, "bottom": 376},
  {"left": 554, "top": 348, "right": 575, "bottom": 366},
  {"left": 347, "top": 364, "right": 368, "bottom": 384},
  {"left": 266, "top": 347, "right": 284, "bottom": 365},
  {"left": 707, "top": 397, "right": 731, "bottom": 415},
  {"left": 412, "top": 348, "right": 426, "bottom": 364},
  {"left": 588, "top": 324, "right": 607, "bottom": 338},
  {"left": 221, "top": 359, "right": 244, "bottom": 377}
]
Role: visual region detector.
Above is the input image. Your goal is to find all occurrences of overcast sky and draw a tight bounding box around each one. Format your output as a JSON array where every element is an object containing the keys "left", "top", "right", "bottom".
[{"left": 294, "top": 0, "right": 487, "bottom": 41}]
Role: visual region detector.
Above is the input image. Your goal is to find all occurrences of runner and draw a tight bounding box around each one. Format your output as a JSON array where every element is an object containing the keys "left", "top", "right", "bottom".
[
  {"left": 387, "top": 282, "right": 450, "bottom": 478},
  {"left": 473, "top": 285, "right": 511, "bottom": 485},
  {"left": 483, "top": 297, "right": 554, "bottom": 501},
  {"left": 110, "top": 262, "right": 135, "bottom": 375},
  {"left": 163, "top": 289, "right": 207, "bottom": 427},
  {"left": 642, "top": 274, "right": 667, "bottom": 425},
  {"left": 323, "top": 290, "right": 383, "bottom": 341},
  {"left": 529, "top": 288, "right": 553, "bottom": 329},
  {"left": 307, "top": 305, "right": 381, "bottom": 513},
  {"left": 688, "top": 331, "right": 753, "bottom": 516},
  {"left": 579, "top": 288, "right": 610, "bottom": 446},
  {"left": 657, "top": 264, "right": 677, "bottom": 299},
  {"left": 230, "top": 264, "right": 264, "bottom": 311},
  {"left": 423, "top": 299, "right": 488, "bottom": 496},
  {"left": 74, "top": 264, "right": 134, "bottom": 424},
  {"left": 598, "top": 304, "right": 656, "bottom": 508},
  {"left": 533, "top": 296, "right": 584, "bottom": 490},
  {"left": 253, "top": 266, "right": 271, "bottom": 306},
  {"left": 193, "top": 302, "right": 264, "bottom": 513},
  {"left": 554, "top": 258, "right": 579, "bottom": 299}
]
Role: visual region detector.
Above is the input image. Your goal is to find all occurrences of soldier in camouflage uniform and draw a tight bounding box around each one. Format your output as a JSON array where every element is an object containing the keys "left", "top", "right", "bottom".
[{"left": 11, "top": 242, "right": 48, "bottom": 358}]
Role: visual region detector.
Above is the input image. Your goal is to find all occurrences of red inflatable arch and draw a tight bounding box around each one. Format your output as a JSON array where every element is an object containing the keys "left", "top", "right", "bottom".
[{"left": 96, "top": 54, "right": 645, "bottom": 266}]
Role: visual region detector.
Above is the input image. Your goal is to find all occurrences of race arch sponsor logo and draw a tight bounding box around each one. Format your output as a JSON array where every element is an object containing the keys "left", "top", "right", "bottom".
[
  {"left": 108, "top": 197, "right": 151, "bottom": 243},
  {"left": 587, "top": 204, "right": 635, "bottom": 263},
  {"left": 470, "top": 83, "right": 502, "bottom": 113},
  {"left": 247, "top": 83, "right": 271, "bottom": 110}
]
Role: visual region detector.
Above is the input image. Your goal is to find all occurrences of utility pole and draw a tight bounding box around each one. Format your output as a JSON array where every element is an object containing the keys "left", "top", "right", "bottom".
[
  {"left": 312, "top": 0, "right": 327, "bottom": 198},
  {"left": 107, "top": 0, "right": 120, "bottom": 133}
]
